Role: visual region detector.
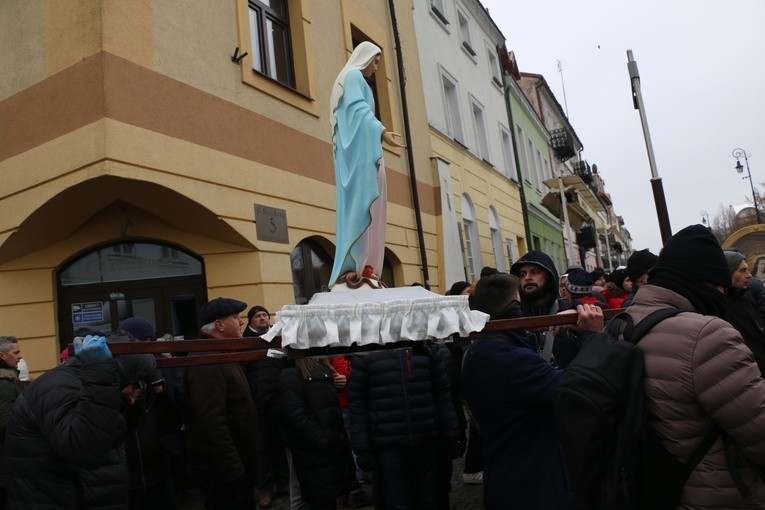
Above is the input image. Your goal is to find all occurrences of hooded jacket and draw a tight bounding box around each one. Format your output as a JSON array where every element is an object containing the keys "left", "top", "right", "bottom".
[
  {"left": 510, "top": 250, "right": 560, "bottom": 317},
  {"left": 628, "top": 284, "right": 765, "bottom": 508},
  {"left": 510, "top": 251, "right": 580, "bottom": 368}
]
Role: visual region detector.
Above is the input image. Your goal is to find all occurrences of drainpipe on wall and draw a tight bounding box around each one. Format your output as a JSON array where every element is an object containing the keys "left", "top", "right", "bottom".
[
  {"left": 388, "top": 0, "right": 430, "bottom": 289},
  {"left": 501, "top": 62, "right": 532, "bottom": 247}
]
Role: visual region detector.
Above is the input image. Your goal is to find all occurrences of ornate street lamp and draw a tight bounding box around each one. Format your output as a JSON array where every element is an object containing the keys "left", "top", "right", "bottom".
[
  {"left": 701, "top": 210, "right": 710, "bottom": 228},
  {"left": 732, "top": 148, "right": 761, "bottom": 224}
]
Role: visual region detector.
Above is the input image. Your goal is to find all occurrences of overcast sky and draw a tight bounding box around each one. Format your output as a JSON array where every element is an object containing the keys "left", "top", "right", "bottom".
[{"left": 481, "top": 0, "right": 765, "bottom": 254}]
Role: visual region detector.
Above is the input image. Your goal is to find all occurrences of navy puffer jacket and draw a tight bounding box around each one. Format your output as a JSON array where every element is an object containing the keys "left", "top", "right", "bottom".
[
  {"left": 6, "top": 358, "right": 127, "bottom": 510},
  {"left": 349, "top": 346, "right": 459, "bottom": 453}
]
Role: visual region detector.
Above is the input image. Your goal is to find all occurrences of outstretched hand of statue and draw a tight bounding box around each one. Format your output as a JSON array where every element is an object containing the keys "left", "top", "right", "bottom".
[{"left": 382, "top": 130, "right": 405, "bottom": 148}]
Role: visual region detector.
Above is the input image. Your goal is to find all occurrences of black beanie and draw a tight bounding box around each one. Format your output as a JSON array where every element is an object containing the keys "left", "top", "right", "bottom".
[
  {"left": 627, "top": 249, "right": 659, "bottom": 284},
  {"left": 608, "top": 268, "right": 628, "bottom": 290},
  {"left": 654, "top": 224, "right": 729, "bottom": 287},
  {"left": 247, "top": 305, "right": 270, "bottom": 324}
]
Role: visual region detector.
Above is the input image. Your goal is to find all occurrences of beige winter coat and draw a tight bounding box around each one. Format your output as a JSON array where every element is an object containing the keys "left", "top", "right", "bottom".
[{"left": 629, "top": 284, "right": 765, "bottom": 509}]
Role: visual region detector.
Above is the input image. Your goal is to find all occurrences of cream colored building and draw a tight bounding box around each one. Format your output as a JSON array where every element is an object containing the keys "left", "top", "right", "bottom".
[
  {"left": 412, "top": 0, "right": 526, "bottom": 288},
  {"left": 0, "top": 0, "right": 442, "bottom": 375}
]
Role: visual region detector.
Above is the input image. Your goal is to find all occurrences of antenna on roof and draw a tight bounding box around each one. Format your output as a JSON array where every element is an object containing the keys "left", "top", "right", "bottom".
[{"left": 556, "top": 59, "right": 569, "bottom": 118}]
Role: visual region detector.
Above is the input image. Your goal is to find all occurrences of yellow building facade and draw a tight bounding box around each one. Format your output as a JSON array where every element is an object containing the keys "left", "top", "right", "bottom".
[{"left": 0, "top": 0, "right": 450, "bottom": 376}]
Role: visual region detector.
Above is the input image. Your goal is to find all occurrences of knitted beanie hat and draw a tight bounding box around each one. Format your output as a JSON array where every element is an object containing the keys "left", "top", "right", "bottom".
[
  {"left": 609, "top": 268, "right": 629, "bottom": 290},
  {"left": 653, "top": 224, "right": 729, "bottom": 287},
  {"left": 723, "top": 250, "right": 746, "bottom": 276},
  {"left": 627, "top": 249, "right": 659, "bottom": 283},
  {"left": 565, "top": 268, "right": 594, "bottom": 295},
  {"left": 247, "top": 305, "right": 270, "bottom": 324}
]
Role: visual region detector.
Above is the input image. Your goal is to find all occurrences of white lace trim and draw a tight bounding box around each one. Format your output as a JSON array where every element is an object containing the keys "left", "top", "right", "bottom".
[{"left": 261, "top": 287, "right": 488, "bottom": 349}]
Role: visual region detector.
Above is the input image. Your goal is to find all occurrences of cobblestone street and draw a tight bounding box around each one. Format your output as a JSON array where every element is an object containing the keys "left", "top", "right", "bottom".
[{"left": 181, "top": 457, "right": 483, "bottom": 509}]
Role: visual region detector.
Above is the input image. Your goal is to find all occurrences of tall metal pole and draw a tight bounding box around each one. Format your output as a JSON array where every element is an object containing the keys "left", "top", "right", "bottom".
[
  {"left": 732, "top": 148, "right": 761, "bottom": 224},
  {"left": 627, "top": 50, "right": 672, "bottom": 243},
  {"left": 388, "top": 0, "right": 430, "bottom": 288}
]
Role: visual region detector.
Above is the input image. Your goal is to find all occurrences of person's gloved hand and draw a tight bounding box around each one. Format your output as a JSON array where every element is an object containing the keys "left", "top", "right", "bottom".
[
  {"left": 73, "top": 335, "right": 112, "bottom": 364},
  {"left": 356, "top": 451, "right": 376, "bottom": 472}
]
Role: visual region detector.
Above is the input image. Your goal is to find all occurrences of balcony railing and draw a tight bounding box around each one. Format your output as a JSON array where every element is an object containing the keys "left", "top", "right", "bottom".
[
  {"left": 572, "top": 160, "right": 592, "bottom": 184},
  {"left": 550, "top": 128, "right": 576, "bottom": 160}
]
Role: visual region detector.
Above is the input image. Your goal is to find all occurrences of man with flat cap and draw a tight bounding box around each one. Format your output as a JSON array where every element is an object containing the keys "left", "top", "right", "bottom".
[{"left": 184, "top": 297, "right": 259, "bottom": 509}]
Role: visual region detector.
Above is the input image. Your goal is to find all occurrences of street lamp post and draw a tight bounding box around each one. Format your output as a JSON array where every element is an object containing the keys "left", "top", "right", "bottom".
[
  {"left": 701, "top": 210, "right": 710, "bottom": 229},
  {"left": 732, "top": 148, "right": 761, "bottom": 224}
]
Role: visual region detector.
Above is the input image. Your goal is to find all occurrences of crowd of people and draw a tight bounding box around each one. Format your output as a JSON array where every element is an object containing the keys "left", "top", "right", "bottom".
[{"left": 3, "top": 224, "right": 765, "bottom": 509}]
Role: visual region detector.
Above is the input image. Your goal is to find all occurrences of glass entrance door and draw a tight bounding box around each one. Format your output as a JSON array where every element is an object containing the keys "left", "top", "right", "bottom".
[{"left": 57, "top": 242, "right": 206, "bottom": 351}]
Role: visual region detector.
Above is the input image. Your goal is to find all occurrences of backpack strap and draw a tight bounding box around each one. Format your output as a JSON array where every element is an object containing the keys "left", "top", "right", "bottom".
[
  {"left": 604, "top": 311, "right": 634, "bottom": 338},
  {"left": 540, "top": 300, "right": 562, "bottom": 362},
  {"left": 626, "top": 308, "right": 682, "bottom": 345},
  {"left": 682, "top": 428, "right": 720, "bottom": 478}
]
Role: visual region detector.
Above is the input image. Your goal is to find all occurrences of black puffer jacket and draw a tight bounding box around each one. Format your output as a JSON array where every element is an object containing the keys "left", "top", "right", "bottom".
[
  {"left": 279, "top": 364, "right": 357, "bottom": 501},
  {"left": 349, "top": 346, "right": 459, "bottom": 454},
  {"left": 6, "top": 358, "right": 127, "bottom": 510}
]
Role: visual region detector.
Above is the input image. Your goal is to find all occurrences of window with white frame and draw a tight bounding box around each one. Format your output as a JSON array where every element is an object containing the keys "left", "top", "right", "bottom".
[
  {"left": 486, "top": 44, "right": 502, "bottom": 87},
  {"left": 461, "top": 194, "right": 482, "bottom": 281},
  {"left": 440, "top": 68, "right": 465, "bottom": 143},
  {"left": 506, "top": 237, "right": 516, "bottom": 265},
  {"left": 248, "top": 0, "right": 294, "bottom": 87},
  {"left": 516, "top": 125, "right": 530, "bottom": 183},
  {"left": 430, "top": 0, "right": 449, "bottom": 25},
  {"left": 542, "top": 156, "right": 551, "bottom": 183},
  {"left": 457, "top": 8, "right": 476, "bottom": 58},
  {"left": 535, "top": 148, "right": 544, "bottom": 191},
  {"left": 471, "top": 97, "right": 489, "bottom": 161},
  {"left": 528, "top": 139, "right": 540, "bottom": 191},
  {"left": 488, "top": 207, "right": 506, "bottom": 272},
  {"left": 500, "top": 125, "right": 515, "bottom": 180}
]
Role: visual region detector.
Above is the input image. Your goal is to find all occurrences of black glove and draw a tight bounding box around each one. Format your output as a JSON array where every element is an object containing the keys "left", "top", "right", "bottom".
[{"left": 356, "top": 451, "right": 376, "bottom": 472}]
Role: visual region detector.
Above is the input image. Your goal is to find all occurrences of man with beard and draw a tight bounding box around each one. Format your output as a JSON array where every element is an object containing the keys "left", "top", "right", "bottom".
[
  {"left": 509, "top": 251, "right": 581, "bottom": 368},
  {"left": 723, "top": 250, "right": 765, "bottom": 374}
]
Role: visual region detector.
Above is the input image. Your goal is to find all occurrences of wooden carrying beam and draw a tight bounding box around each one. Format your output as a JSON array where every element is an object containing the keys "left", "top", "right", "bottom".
[{"left": 72, "top": 308, "right": 624, "bottom": 368}]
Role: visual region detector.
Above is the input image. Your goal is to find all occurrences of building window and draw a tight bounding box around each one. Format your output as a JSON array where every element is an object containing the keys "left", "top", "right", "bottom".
[
  {"left": 461, "top": 194, "right": 482, "bottom": 281},
  {"left": 487, "top": 45, "right": 502, "bottom": 88},
  {"left": 457, "top": 8, "right": 476, "bottom": 58},
  {"left": 534, "top": 148, "right": 544, "bottom": 192},
  {"left": 430, "top": 0, "right": 449, "bottom": 26},
  {"left": 440, "top": 67, "right": 465, "bottom": 143},
  {"left": 489, "top": 207, "right": 506, "bottom": 272},
  {"left": 290, "top": 238, "right": 332, "bottom": 304},
  {"left": 500, "top": 125, "right": 515, "bottom": 180},
  {"left": 471, "top": 97, "right": 489, "bottom": 161},
  {"left": 236, "top": 0, "right": 316, "bottom": 114},
  {"left": 248, "top": 0, "right": 294, "bottom": 87},
  {"left": 506, "top": 237, "right": 516, "bottom": 265}
]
